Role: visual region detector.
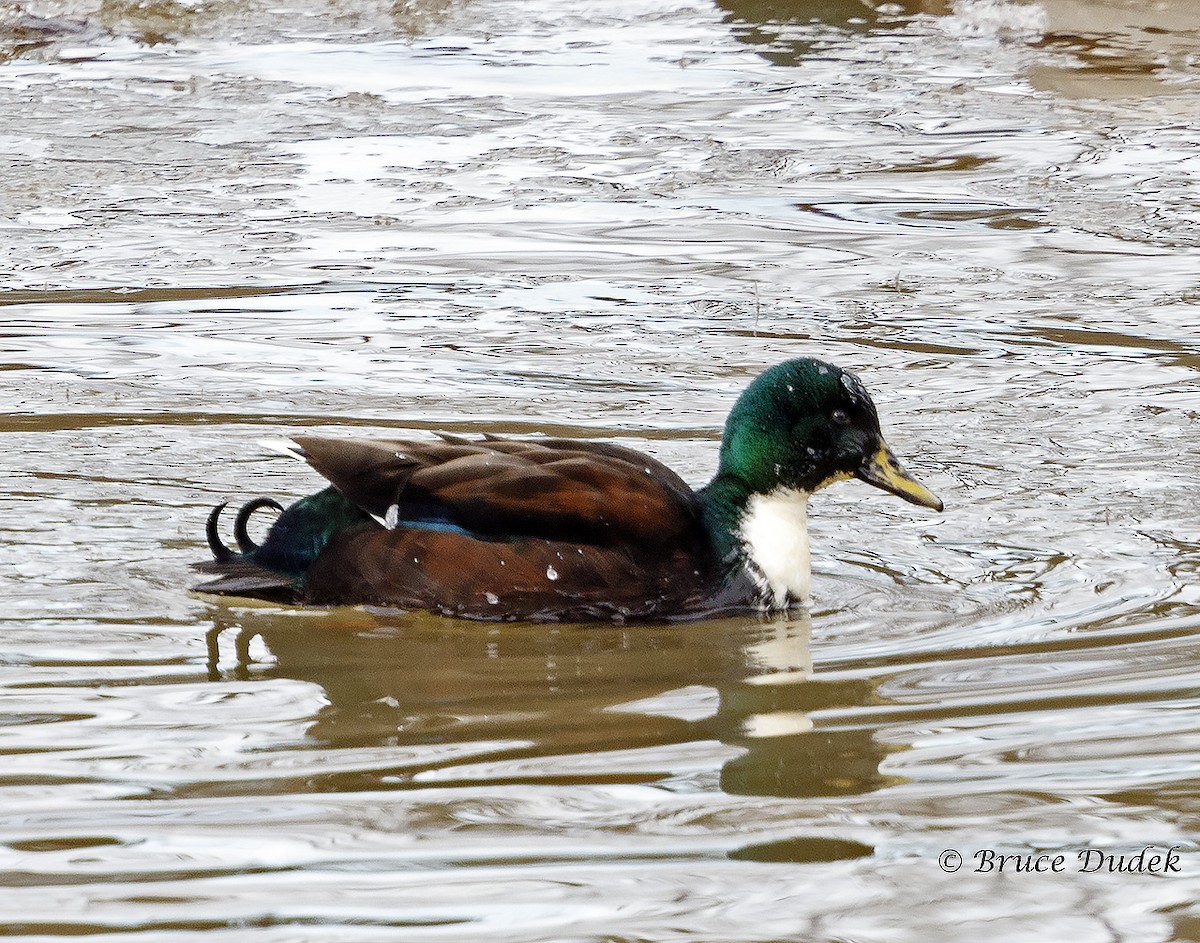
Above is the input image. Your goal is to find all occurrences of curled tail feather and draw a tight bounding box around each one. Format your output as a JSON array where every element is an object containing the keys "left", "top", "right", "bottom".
[
  {"left": 196, "top": 496, "right": 298, "bottom": 602},
  {"left": 206, "top": 497, "right": 285, "bottom": 562},
  {"left": 234, "top": 498, "right": 284, "bottom": 554}
]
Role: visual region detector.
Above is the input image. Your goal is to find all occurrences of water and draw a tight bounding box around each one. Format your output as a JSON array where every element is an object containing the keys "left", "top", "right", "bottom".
[{"left": 3, "top": 0, "right": 1200, "bottom": 938}]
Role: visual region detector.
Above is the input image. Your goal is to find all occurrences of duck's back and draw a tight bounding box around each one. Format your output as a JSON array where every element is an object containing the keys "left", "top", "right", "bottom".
[{"left": 197, "top": 435, "right": 728, "bottom": 621}]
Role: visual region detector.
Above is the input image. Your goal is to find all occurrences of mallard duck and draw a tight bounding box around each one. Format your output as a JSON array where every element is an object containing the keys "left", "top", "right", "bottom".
[{"left": 193, "top": 358, "right": 942, "bottom": 620}]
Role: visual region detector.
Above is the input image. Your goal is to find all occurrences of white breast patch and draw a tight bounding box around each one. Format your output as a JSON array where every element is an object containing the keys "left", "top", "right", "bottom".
[{"left": 738, "top": 488, "right": 812, "bottom": 608}]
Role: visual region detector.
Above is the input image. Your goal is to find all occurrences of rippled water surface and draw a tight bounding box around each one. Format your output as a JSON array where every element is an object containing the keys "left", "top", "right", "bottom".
[{"left": 3, "top": 0, "right": 1200, "bottom": 938}]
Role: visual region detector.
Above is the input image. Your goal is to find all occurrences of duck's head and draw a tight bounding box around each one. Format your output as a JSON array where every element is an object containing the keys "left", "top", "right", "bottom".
[{"left": 717, "top": 357, "right": 942, "bottom": 511}]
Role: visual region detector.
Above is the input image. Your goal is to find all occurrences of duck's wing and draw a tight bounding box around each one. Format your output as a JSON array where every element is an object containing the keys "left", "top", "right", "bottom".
[{"left": 287, "top": 434, "right": 700, "bottom": 546}]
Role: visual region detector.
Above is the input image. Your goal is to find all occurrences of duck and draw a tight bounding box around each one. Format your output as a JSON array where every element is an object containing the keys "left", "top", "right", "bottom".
[{"left": 193, "top": 358, "right": 942, "bottom": 621}]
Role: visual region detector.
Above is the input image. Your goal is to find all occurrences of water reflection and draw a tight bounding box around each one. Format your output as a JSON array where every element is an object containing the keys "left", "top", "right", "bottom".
[
  {"left": 0, "top": 6, "right": 95, "bottom": 61},
  {"left": 206, "top": 604, "right": 894, "bottom": 810},
  {"left": 719, "top": 0, "right": 1200, "bottom": 101},
  {"left": 717, "top": 0, "right": 953, "bottom": 63},
  {"left": 1030, "top": 0, "right": 1200, "bottom": 99}
]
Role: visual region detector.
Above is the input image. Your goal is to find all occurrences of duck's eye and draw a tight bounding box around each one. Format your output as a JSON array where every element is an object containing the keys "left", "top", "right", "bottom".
[{"left": 831, "top": 408, "right": 850, "bottom": 426}]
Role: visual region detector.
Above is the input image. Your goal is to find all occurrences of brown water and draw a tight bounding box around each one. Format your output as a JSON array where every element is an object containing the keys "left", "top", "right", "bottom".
[{"left": 3, "top": 0, "right": 1200, "bottom": 938}]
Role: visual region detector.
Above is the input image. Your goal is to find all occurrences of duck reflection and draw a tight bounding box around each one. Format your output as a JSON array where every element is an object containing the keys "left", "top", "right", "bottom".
[
  {"left": 206, "top": 605, "right": 891, "bottom": 800},
  {"left": 718, "top": 617, "right": 892, "bottom": 797}
]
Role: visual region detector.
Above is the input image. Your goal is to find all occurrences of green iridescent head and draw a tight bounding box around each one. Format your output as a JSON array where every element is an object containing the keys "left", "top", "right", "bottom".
[{"left": 716, "top": 358, "right": 942, "bottom": 509}]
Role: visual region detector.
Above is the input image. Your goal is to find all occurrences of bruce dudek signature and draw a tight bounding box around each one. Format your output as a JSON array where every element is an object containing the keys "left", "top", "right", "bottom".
[{"left": 937, "top": 845, "right": 1183, "bottom": 874}]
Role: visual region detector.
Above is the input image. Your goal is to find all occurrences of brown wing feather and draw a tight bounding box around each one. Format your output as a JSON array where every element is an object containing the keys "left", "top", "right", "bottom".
[
  {"left": 289, "top": 436, "right": 422, "bottom": 517},
  {"left": 289, "top": 434, "right": 701, "bottom": 546}
]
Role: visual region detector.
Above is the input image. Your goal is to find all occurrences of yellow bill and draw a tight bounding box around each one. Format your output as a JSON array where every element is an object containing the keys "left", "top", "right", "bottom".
[{"left": 856, "top": 443, "right": 943, "bottom": 512}]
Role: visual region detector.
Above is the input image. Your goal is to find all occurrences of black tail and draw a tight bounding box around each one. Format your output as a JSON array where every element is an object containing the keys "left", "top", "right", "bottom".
[
  {"left": 196, "top": 497, "right": 298, "bottom": 603},
  {"left": 206, "top": 502, "right": 238, "bottom": 562},
  {"left": 234, "top": 497, "right": 284, "bottom": 554},
  {"left": 206, "top": 497, "right": 284, "bottom": 562}
]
